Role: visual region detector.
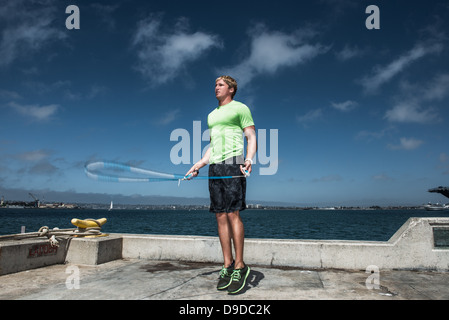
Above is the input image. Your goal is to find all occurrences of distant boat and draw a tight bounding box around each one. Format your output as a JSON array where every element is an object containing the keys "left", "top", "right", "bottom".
[
  {"left": 109, "top": 201, "right": 113, "bottom": 211},
  {"left": 424, "top": 202, "right": 449, "bottom": 211}
]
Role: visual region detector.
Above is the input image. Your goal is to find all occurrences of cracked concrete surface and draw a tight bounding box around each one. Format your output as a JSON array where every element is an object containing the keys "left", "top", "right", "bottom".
[{"left": 1, "top": 259, "right": 449, "bottom": 300}]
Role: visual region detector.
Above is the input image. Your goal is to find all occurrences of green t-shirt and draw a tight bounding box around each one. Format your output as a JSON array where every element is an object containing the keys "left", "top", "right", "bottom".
[{"left": 207, "top": 100, "right": 255, "bottom": 164}]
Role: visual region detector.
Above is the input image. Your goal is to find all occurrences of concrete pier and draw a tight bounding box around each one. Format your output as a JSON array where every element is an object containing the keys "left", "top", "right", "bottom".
[
  {"left": 1, "top": 258, "right": 449, "bottom": 300},
  {"left": 1, "top": 217, "right": 449, "bottom": 300}
]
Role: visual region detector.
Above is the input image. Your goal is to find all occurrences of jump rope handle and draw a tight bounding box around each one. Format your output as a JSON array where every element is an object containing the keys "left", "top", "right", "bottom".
[{"left": 180, "top": 170, "right": 249, "bottom": 187}]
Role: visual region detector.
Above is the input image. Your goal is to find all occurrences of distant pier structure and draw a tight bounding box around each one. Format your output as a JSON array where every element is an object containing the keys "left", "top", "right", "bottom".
[{"left": 428, "top": 186, "right": 449, "bottom": 199}]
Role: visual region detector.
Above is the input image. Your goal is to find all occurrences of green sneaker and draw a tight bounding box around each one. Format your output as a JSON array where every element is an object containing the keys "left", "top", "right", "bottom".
[
  {"left": 227, "top": 264, "right": 250, "bottom": 294},
  {"left": 217, "top": 261, "right": 234, "bottom": 290}
]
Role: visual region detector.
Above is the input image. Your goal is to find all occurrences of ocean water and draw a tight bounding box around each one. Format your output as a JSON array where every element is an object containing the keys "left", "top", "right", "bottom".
[{"left": 0, "top": 208, "right": 448, "bottom": 241}]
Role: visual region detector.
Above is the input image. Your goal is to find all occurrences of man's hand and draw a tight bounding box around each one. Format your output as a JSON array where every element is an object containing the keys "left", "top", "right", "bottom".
[
  {"left": 185, "top": 166, "right": 200, "bottom": 180},
  {"left": 240, "top": 159, "right": 252, "bottom": 176}
]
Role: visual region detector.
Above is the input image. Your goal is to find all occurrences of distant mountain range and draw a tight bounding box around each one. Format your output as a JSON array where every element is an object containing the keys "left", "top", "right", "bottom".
[
  {"left": 0, "top": 185, "right": 428, "bottom": 208},
  {"left": 0, "top": 186, "right": 295, "bottom": 207}
]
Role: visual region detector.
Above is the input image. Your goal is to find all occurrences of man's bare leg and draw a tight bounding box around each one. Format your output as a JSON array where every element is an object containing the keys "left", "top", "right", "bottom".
[
  {"left": 216, "top": 211, "right": 245, "bottom": 269},
  {"left": 227, "top": 210, "right": 245, "bottom": 269},
  {"left": 216, "top": 212, "right": 234, "bottom": 267}
]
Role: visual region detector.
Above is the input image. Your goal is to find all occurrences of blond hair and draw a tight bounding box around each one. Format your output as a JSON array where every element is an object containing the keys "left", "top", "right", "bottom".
[{"left": 216, "top": 75, "right": 237, "bottom": 98}]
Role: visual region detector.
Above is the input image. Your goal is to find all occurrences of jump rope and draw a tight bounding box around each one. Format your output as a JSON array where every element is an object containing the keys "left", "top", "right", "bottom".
[{"left": 84, "top": 161, "right": 250, "bottom": 186}]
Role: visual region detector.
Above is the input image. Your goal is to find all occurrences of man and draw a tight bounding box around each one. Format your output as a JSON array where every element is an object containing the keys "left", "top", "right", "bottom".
[{"left": 186, "top": 75, "right": 257, "bottom": 294}]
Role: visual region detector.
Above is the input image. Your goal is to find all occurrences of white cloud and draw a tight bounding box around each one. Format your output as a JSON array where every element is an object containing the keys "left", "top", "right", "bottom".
[
  {"left": 157, "top": 108, "right": 181, "bottom": 125},
  {"left": 87, "top": 85, "right": 109, "bottom": 99},
  {"left": 335, "top": 44, "right": 363, "bottom": 61},
  {"left": 220, "top": 24, "right": 328, "bottom": 87},
  {"left": 331, "top": 100, "right": 358, "bottom": 112},
  {"left": 15, "top": 149, "right": 51, "bottom": 162},
  {"left": 28, "top": 161, "right": 59, "bottom": 175},
  {"left": 387, "top": 137, "right": 424, "bottom": 150},
  {"left": 132, "top": 16, "right": 222, "bottom": 85},
  {"left": 11, "top": 150, "right": 60, "bottom": 176},
  {"left": 440, "top": 153, "right": 449, "bottom": 163},
  {"left": 360, "top": 42, "right": 443, "bottom": 94},
  {"left": 384, "top": 102, "right": 438, "bottom": 124},
  {"left": 385, "top": 73, "right": 449, "bottom": 124},
  {"left": 422, "top": 74, "right": 449, "bottom": 101},
  {"left": 402, "top": 74, "right": 449, "bottom": 102},
  {"left": 296, "top": 108, "right": 323, "bottom": 127},
  {"left": 0, "top": 89, "right": 22, "bottom": 100},
  {"left": 0, "top": 0, "right": 66, "bottom": 67},
  {"left": 355, "top": 126, "right": 395, "bottom": 142},
  {"left": 9, "top": 102, "right": 59, "bottom": 121}
]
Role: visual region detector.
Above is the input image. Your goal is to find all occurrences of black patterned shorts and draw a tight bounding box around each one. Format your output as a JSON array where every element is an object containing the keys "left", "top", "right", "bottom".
[{"left": 208, "top": 157, "right": 246, "bottom": 214}]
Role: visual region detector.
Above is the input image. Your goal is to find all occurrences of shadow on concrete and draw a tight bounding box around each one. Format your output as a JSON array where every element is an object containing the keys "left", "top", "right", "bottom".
[{"left": 230, "top": 269, "right": 265, "bottom": 295}]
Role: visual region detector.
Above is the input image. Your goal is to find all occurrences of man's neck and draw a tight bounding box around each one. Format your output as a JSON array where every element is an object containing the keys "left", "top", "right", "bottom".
[{"left": 218, "top": 97, "right": 233, "bottom": 106}]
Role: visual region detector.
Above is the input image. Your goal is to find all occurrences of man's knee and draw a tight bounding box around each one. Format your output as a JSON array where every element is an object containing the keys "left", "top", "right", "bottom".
[{"left": 226, "top": 211, "right": 243, "bottom": 225}]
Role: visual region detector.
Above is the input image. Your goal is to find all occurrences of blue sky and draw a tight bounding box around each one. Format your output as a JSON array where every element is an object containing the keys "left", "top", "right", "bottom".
[{"left": 1, "top": 0, "right": 449, "bottom": 206}]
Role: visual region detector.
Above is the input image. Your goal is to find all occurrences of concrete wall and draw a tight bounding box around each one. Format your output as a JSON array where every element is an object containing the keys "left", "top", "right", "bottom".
[
  {"left": 0, "top": 235, "right": 122, "bottom": 276},
  {"left": 120, "top": 218, "right": 449, "bottom": 271},
  {"left": 0, "top": 238, "right": 68, "bottom": 275},
  {"left": 1, "top": 217, "right": 449, "bottom": 276}
]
